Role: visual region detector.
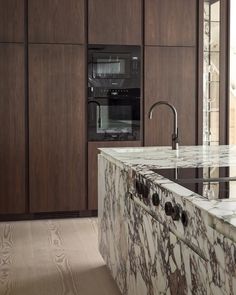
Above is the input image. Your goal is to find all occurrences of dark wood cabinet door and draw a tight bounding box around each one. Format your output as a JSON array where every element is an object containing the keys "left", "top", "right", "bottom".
[
  {"left": 0, "top": 44, "right": 26, "bottom": 214},
  {"left": 88, "top": 0, "right": 142, "bottom": 45},
  {"left": 29, "top": 44, "right": 86, "bottom": 212},
  {"left": 88, "top": 141, "right": 141, "bottom": 210},
  {"left": 144, "top": 46, "right": 197, "bottom": 146},
  {"left": 0, "top": 0, "right": 24, "bottom": 42},
  {"left": 28, "top": 0, "right": 85, "bottom": 44},
  {"left": 145, "top": 0, "right": 197, "bottom": 46}
]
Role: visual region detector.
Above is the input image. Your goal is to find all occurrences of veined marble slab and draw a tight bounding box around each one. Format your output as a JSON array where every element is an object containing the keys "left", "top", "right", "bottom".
[
  {"left": 100, "top": 145, "right": 236, "bottom": 167},
  {"left": 98, "top": 152, "right": 236, "bottom": 295},
  {"left": 99, "top": 145, "right": 236, "bottom": 241}
]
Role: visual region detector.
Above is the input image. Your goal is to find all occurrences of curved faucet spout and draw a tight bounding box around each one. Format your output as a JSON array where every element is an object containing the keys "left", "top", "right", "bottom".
[{"left": 148, "top": 101, "right": 179, "bottom": 150}]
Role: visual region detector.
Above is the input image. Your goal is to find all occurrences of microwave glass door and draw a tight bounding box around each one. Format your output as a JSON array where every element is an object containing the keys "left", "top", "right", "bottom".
[
  {"left": 95, "top": 59, "right": 126, "bottom": 76},
  {"left": 92, "top": 53, "right": 130, "bottom": 79}
]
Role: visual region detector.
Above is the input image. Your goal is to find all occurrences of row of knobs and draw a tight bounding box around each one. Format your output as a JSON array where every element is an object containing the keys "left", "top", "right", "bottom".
[
  {"left": 164, "top": 202, "right": 188, "bottom": 226},
  {"left": 154, "top": 200, "right": 188, "bottom": 226},
  {"left": 135, "top": 180, "right": 188, "bottom": 226}
]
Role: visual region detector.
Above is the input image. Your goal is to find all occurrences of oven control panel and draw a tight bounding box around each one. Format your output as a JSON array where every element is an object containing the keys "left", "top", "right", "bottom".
[{"left": 88, "top": 87, "right": 140, "bottom": 98}]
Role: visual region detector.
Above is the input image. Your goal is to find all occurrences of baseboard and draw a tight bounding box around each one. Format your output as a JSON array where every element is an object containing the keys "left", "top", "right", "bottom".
[{"left": 0, "top": 210, "right": 98, "bottom": 222}]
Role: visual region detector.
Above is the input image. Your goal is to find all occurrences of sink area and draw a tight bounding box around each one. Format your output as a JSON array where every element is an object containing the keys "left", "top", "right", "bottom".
[
  {"left": 151, "top": 166, "right": 236, "bottom": 199},
  {"left": 110, "top": 147, "right": 166, "bottom": 153}
]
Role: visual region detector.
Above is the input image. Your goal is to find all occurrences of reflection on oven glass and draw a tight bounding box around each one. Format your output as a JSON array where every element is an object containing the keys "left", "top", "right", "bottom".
[{"left": 97, "top": 120, "right": 132, "bottom": 134}]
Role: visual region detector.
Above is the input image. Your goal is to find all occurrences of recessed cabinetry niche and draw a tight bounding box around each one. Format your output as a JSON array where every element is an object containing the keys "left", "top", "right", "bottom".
[{"left": 144, "top": 0, "right": 198, "bottom": 147}]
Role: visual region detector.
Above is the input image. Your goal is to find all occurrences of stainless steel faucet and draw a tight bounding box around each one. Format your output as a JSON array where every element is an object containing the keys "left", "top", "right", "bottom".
[
  {"left": 88, "top": 100, "right": 102, "bottom": 128},
  {"left": 148, "top": 101, "right": 179, "bottom": 150}
]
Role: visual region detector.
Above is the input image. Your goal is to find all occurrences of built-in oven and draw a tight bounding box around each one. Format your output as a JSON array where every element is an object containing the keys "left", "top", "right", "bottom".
[
  {"left": 88, "top": 45, "right": 141, "bottom": 141},
  {"left": 88, "top": 95, "right": 140, "bottom": 141}
]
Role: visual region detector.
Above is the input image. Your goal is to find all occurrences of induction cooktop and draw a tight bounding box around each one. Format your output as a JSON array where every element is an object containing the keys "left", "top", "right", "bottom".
[{"left": 152, "top": 166, "right": 236, "bottom": 199}]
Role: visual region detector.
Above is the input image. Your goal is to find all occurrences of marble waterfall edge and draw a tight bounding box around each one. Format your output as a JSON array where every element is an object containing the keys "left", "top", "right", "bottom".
[{"left": 98, "top": 146, "right": 236, "bottom": 295}]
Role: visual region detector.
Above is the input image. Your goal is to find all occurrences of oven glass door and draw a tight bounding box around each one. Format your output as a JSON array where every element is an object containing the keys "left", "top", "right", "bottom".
[{"left": 88, "top": 98, "right": 140, "bottom": 141}]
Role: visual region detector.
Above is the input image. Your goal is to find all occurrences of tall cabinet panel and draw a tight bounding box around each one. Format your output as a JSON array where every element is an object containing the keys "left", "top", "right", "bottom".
[
  {"left": 0, "top": 44, "right": 26, "bottom": 214},
  {"left": 88, "top": 0, "right": 142, "bottom": 45},
  {"left": 144, "top": 0, "right": 197, "bottom": 147},
  {"left": 28, "top": 0, "right": 85, "bottom": 44},
  {"left": 29, "top": 44, "right": 86, "bottom": 212},
  {"left": 144, "top": 47, "right": 197, "bottom": 146},
  {"left": 145, "top": 0, "right": 197, "bottom": 46},
  {"left": 0, "top": 0, "right": 24, "bottom": 42}
]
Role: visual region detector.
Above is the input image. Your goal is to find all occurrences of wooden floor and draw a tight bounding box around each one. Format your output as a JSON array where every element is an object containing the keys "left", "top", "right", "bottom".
[{"left": 0, "top": 218, "right": 121, "bottom": 295}]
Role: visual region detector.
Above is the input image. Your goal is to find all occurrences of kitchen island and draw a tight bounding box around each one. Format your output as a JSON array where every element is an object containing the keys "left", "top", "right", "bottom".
[{"left": 98, "top": 145, "right": 236, "bottom": 295}]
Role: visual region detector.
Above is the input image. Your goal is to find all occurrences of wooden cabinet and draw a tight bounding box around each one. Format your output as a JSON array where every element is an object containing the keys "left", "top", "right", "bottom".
[
  {"left": 0, "top": 0, "right": 24, "bottom": 42},
  {"left": 144, "top": 46, "right": 197, "bottom": 146},
  {"left": 29, "top": 44, "right": 86, "bottom": 212},
  {"left": 0, "top": 44, "right": 26, "bottom": 214},
  {"left": 145, "top": 0, "right": 197, "bottom": 46},
  {"left": 28, "top": 0, "right": 85, "bottom": 44},
  {"left": 88, "top": 141, "right": 141, "bottom": 210},
  {"left": 88, "top": 0, "right": 142, "bottom": 45}
]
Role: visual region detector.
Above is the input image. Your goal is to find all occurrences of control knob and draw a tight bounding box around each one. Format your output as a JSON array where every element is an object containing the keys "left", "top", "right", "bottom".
[
  {"left": 164, "top": 202, "right": 173, "bottom": 216},
  {"left": 152, "top": 193, "right": 160, "bottom": 206},
  {"left": 171, "top": 205, "right": 180, "bottom": 221},
  {"left": 135, "top": 180, "right": 142, "bottom": 195},
  {"left": 181, "top": 211, "right": 188, "bottom": 227},
  {"left": 135, "top": 180, "right": 149, "bottom": 198},
  {"left": 142, "top": 185, "right": 149, "bottom": 199}
]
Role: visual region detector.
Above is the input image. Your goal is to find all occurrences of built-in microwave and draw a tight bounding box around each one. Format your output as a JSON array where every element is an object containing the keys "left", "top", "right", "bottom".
[
  {"left": 88, "top": 45, "right": 140, "bottom": 87},
  {"left": 91, "top": 52, "right": 131, "bottom": 79}
]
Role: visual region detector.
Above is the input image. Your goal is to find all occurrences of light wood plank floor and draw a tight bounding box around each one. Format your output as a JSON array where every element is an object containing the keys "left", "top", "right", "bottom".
[{"left": 0, "top": 218, "right": 121, "bottom": 295}]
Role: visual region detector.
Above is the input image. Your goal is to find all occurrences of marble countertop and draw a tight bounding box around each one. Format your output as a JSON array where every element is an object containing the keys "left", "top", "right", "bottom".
[{"left": 99, "top": 145, "right": 236, "bottom": 241}]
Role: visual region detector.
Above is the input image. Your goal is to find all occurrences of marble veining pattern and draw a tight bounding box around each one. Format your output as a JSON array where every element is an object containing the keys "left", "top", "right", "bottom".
[
  {"left": 100, "top": 145, "right": 236, "bottom": 237},
  {"left": 98, "top": 146, "right": 236, "bottom": 295}
]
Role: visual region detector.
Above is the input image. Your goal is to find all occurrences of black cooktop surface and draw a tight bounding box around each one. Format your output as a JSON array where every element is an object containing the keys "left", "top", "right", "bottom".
[{"left": 152, "top": 166, "right": 236, "bottom": 199}]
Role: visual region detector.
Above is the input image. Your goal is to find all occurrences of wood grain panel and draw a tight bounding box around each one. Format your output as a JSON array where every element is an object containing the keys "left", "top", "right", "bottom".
[
  {"left": 144, "top": 46, "right": 197, "bottom": 146},
  {"left": 88, "top": 141, "right": 141, "bottom": 210},
  {"left": 47, "top": 221, "right": 79, "bottom": 294},
  {"left": 88, "top": 0, "right": 142, "bottom": 45},
  {"left": 29, "top": 44, "right": 86, "bottom": 212},
  {"left": 0, "top": 219, "right": 121, "bottom": 295},
  {"left": 28, "top": 0, "right": 85, "bottom": 44},
  {"left": 0, "top": 44, "right": 26, "bottom": 214},
  {"left": 145, "top": 0, "right": 197, "bottom": 46},
  {"left": 0, "top": 224, "right": 13, "bottom": 292},
  {"left": 0, "top": 0, "right": 24, "bottom": 42}
]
